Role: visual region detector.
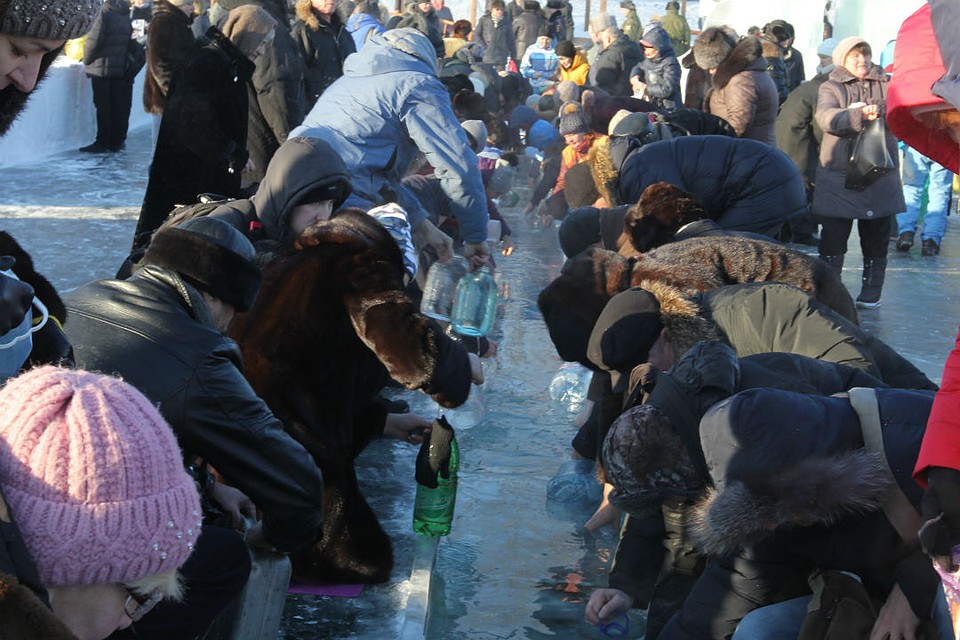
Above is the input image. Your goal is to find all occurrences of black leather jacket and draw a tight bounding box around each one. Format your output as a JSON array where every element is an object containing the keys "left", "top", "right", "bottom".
[{"left": 64, "top": 266, "right": 325, "bottom": 552}]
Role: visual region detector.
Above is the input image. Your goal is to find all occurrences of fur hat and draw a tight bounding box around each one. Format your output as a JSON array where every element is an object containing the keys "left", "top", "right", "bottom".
[
  {"left": 602, "top": 403, "right": 702, "bottom": 516},
  {"left": 586, "top": 287, "right": 662, "bottom": 392},
  {"left": 222, "top": 6, "right": 278, "bottom": 59},
  {"left": 620, "top": 0, "right": 635, "bottom": 9},
  {"left": 761, "top": 20, "right": 790, "bottom": 45},
  {"left": 589, "top": 12, "right": 616, "bottom": 33},
  {"left": 563, "top": 163, "right": 600, "bottom": 208},
  {"left": 693, "top": 26, "right": 739, "bottom": 70},
  {"left": 461, "top": 119, "right": 488, "bottom": 153},
  {"left": 0, "top": 0, "right": 99, "bottom": 40},
  {"left": 555, "top": 40, "right": 576, "bottom": 58},
  {"left": 832, "top": 35, "right": 870, "bottom": 67},
  {"left": 528, "top": 119, "right": 559, "bottom": 150},
  {"left": 624, "top": 182, "right": 709, "bottom": 252},
  {"left": 142, "top": 217, "right": 262, "bottom": 312},
  {"left": 0, "top": 366, "right": 201, "bottom": 588}
]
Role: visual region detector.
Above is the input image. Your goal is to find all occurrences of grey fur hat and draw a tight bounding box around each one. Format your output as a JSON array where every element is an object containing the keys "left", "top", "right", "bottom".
[
  {"left": 0, "top": 0, "right": 99, "bottom": 40},
  {"left": 693, "top": 26, "right": 739, "bottom": 70}
]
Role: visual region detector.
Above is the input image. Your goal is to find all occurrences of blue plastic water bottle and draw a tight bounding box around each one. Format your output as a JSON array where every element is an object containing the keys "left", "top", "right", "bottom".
[{"left": 450, "top": 266, "right": 497, "bottom": 337}]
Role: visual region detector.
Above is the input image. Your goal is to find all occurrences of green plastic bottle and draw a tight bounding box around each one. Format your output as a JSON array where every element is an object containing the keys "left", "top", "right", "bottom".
[{"left": 413, "top": 419, "right": 460, "bottom": 537}]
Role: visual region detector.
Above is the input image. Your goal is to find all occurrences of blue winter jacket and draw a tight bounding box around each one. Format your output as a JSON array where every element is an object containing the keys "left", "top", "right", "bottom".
[
  {"left": 346, "top": 12, "right": 385, "bottom": 51},
  {"left": 291, "top": 29, "right": 489, "bottom": 243}
]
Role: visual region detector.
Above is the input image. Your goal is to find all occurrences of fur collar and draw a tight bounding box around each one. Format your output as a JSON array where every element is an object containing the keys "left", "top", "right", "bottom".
[
  {"left": 633, "top": 279, "right": 720, "bottom": 359},
  {"left": 760, "top": 38, "right": 783, "bottom": 59},
  {"left": 587, "top": 137, "right": 620, "bottom": 207},
  {"left": 712, "top": 36, "right": 763, "bottom": 91},
  {"left": 295, "top": 0, "right": 335, "bottom": 31},
  {"left": 691, "top": 449, "right": 891, "bottom": 555},
  {"left": 0, "top": 573, "right": 78, "bottom": 639}
]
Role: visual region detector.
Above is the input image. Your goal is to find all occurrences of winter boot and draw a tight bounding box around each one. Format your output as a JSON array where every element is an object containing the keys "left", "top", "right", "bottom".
[
  {"left": 896, "top": 231, "right": 915, "bottom": 252},
  {"left": 819, "top": 255, "right": 845, "bottom": 276},
  {"left": 921, "top": 239, "right": 941, "bottom": 256},
  {"left": 855, "top": 258, "right": 887, "bottom": 309}
]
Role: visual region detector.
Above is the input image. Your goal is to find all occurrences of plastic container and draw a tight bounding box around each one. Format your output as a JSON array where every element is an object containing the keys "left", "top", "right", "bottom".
[
  {"left": 451, "top": 265, "right": 497, "bottom": 337},
  {"left": 546, "top": 459, "right": 603, "bottom": 504},
  {"left": 413, "top": 419, "right": 460, "bottom": 537},
  {"left": 420, "top": 255, "right": 469, "bottom": 322},
  {"left": 442, "top": 384, "right": 485, "bottom": 430},
  {"left": 548, "top": 362, "right": 592, "bottom": 412}
]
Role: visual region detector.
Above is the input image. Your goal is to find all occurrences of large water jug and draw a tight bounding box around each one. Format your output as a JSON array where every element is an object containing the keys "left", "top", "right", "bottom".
[
  {"left": 450, "top": 266, "right": 497, "bottom": 337},
  {"left": 420, "top": 256, "right": 469, "bottom": 321},
  {"left": 549, "top": 362, "right": 592, "bottom": 412}
]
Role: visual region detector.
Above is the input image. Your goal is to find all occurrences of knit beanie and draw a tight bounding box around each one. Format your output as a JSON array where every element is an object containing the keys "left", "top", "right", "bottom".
[
  {"left": 556, "top": 80, "right": 579, "bottom": 104},
  {"left": 0, "top": 0, "right": 99, "bottom": 40},
  {"left": 555, "top": 40, "right": 575, "bottom": 58},
  {"left": 559, "top": 109, "right": 590, "bottom": 136},
  {"left": 461, "top": 119, "right": 488, "bottom": 153},
  {"left": 832, "top": 35, "right": 870, "bottom": 68},
  {"left": 528, "top": 119, "right": 559, "bottom": 150},
  {"left": 693, "top": 26, "right": 739, "bottom": 70},
  {"left": 509, "top": 105, "right": 538, "bottom": 130},
  {"left": 817, "top": 37, "right": 839, "bottom": 58},
  {"left": 222, "top": 6, "right": 277, "bottom": 60},
  {"left": 142, "top": 217, "right": 262, "bottom": 312},
  {"left": 0, "top": 367, "right": 201, "bottom": 587}
]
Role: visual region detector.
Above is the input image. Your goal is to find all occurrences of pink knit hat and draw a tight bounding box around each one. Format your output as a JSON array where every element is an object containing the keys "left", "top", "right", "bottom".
[{"left": 0, "top": 367, "right": 202, "bottom": 587}]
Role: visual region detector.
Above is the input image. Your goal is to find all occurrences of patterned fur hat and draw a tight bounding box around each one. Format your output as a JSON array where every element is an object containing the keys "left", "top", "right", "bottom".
[{"left": 693, "top": 26, "right": 739, "bottom": 70}]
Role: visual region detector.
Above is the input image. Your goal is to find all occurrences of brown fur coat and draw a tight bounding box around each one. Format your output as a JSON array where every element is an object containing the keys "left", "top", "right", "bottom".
[
  {"left": 538, "top": 237, "right": 857, "bottom": 365},
  {"left": 0, "top": 574, "right": 77, "bottom": 640},
  {"left": 229, "top": 210, "right": 471, "bottom": 583}
]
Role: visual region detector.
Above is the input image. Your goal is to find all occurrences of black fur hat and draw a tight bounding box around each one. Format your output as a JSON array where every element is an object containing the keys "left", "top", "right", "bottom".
[
  {"left": 693, "top": 26, "right": 739, "bottom": 70},
  {"left": 143, "top": 218, "right": 262, "bottom": 312}
]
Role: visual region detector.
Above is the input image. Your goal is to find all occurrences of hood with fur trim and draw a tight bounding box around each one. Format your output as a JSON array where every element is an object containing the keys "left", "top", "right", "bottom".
[{"left": 691, "top": 387, "right": 934, "bottom": 555}]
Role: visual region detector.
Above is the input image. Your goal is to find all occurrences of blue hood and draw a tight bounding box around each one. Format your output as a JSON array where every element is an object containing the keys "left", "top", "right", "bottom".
[{"left": 344, "top": 27, "right": 439, "bottom": 77}]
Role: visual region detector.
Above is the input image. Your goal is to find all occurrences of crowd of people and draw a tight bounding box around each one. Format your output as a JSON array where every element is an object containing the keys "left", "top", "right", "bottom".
[{"left": 2, "top": 0, "right": 960, "bottom": 638}]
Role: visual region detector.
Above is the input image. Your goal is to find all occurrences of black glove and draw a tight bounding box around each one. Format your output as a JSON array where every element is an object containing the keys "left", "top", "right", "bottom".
[
  {"left": 414, "top": 416, "right": 455, "bottom": 489},
  {"left": 0, "top": 261, "right": 34, "bottom": 336},
  {"left": 919, "top": 466, "right": 960, "bottom": 571}
]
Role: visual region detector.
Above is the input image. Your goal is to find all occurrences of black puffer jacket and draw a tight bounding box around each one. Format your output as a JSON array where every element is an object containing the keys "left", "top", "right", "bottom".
[
  {"left": 660, "top": 385, "right": 939, "bottom": 640},
  {"left": 291, "top": 3, "right": 356, "bottom": 104},
  {"left": 608, "top": 135, "right": 807, "bottom": 236},
  {"left": 82, "top": 0, "right": 132, "bottom": 79},
  {"left": 64, "top": 267, "right": 326, "bottom": 553}
]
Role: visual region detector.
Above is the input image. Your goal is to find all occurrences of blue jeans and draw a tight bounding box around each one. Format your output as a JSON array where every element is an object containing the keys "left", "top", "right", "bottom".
[
  {"left": 731, "top": 596, "right": 811, "bottom": 640},
  {"left": 897, "top": 145, "right": 953, "bottom": 244},
  {"left": 732, "top": 585, "right": 958, "bottom": 640}
]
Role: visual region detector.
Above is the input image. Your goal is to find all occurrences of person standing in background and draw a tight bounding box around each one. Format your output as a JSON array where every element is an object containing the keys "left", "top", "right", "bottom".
[
  {"left": 142, "top": 0, "right": 196, "bottom": 145},
  {"left": 619, "top": 0, "right": 641, "bottom": 43},
  {"left": 81, "top": 0, "right": 135, "bottom": 153},
  {"left": 292, "top": 0, "right": 355, "bottom": 105},
  {"left": 658, "top": 1, "right": 689, "bottom": 57},
  {"left": 474, "top": 0, "right": 515, "bottom": 71}
]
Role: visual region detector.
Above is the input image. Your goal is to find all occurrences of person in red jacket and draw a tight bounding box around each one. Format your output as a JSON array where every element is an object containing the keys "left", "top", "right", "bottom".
[{"left": 894, "top": 0, "right": 960, "bottom": 594}]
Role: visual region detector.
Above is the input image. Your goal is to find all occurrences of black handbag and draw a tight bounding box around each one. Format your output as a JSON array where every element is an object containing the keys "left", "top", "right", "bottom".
[
  {"left": 845, "top": 116, "right": 895, "bottom": 191},
  {"left": 124, "top": 38, "right": 146, "bottom": 81}
]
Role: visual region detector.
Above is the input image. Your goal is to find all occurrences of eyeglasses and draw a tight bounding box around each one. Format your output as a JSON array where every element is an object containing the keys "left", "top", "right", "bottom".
[{"left": 124, "top": 589, "right": 164, "bottom": 623}]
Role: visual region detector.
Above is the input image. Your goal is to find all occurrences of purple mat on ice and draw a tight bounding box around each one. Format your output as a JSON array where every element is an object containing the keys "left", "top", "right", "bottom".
[{"left": 287, "top": 577, "right": 364, "bottom": 597}]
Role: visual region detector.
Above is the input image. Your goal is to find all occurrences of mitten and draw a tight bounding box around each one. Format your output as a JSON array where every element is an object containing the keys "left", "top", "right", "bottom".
[{"left": 415, "top": 416, "right": 455, "bottom": 489}]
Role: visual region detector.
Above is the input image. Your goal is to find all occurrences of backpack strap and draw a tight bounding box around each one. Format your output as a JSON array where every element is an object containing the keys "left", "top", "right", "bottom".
[{"left": 847, "top": 387, "right": 921, "bottom": 543}]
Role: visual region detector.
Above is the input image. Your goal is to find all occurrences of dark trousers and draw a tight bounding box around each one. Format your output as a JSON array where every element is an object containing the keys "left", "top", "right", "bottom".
[
  {"left": 109, "top": 525, "right": 251, "bottom": 640},
  {"left": 91, "top": 76, "right": 133, "bottom": 151},
  {"left": 818, "top": 216, "right": 891, "bottom": 260}
]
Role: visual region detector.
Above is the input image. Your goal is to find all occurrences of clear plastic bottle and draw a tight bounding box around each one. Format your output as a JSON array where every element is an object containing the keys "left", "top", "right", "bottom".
[
  {"left": 420, "top": 256, "right": 469, "bottom": 322},
  {"left": 548, "top": 362, "right": 592, "bottom": 411},
  {"left": 450, "top": 265, "right": 497, "bottom": 337},
  {"left": 413, "top": 420, "right": 460, "bottom": 537}
]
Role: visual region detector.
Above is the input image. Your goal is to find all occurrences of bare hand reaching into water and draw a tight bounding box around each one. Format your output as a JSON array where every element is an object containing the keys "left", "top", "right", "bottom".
[{"left": 384, "top": 412, "right": 432, "bottom": 444}]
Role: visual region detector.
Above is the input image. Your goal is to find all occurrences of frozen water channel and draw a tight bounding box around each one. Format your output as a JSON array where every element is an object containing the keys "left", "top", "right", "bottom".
[{"left": 2, "top": 123, "right": 960, "bottom": 639}]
